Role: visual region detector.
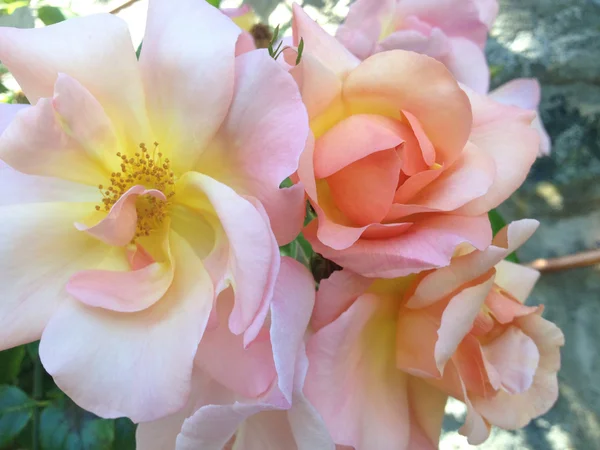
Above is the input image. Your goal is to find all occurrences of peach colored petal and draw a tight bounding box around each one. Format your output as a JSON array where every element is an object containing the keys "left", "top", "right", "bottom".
[
  {"left": 0, "top": 14, "right": 150, "bottom": 145},
  {"left": 305, "top": 214, "right": 492, "bottom": 278},
  {"left": 306, "top": 294, "right": 415, "bottom": 450},
  {"left": 327, "top": 149, "right": 402, "bottom": 226},
  {"left": 314, "top": 114, "right": 404, "bottom": 179},
  {"left": 481, "top": 326, "right": 540, "bottom": 395},
  {"left": 407, "top": 219, "right": 538, "bottom": 308},
  {"left": 292, "top": 4, "right": 360, "bottom": 78},
  {"left": 393, "top": 168, "right": 443, "bottom": 204},
  {"left": 396, "top": 308, "right": 440, "bottom": 378},
  {"left": 140, "top": 0, "right": 242, "bottom": 173},
  {"left": 344, "top": 50, "right": 472, "bottom": 165},
  {"left": 407, "top": 377, "right": 448, "bottom": 448},
  {"left": 485, "top": 289, "right": 539, "bottom": 324},
  {"left": 494, "top": 260, "right": 540, "bottom": 302},
  {"left": 313, "top": 269, "right": 372, "bottom": 331},
  {"left": 435, "top": 275, "right": 495, "bottom": 372},
  {"left": 473, "top": 315, "right": 564, "bottom": 429},
  {"left": 40, "top": 232, "right": 214, "bottom": 423},
  {"left": 377, "top": 28, "right": 451, "bottom": 61},
  {"left": 402, "top": 110, "right": 436, "bottom": 167},
  {"left": 195, "top": 50, "right": 308, "bottom": 245},
  {"left": 75, "top": 185, "right": 166, "bottom": 247},
  {"left": 0, "top": 202, "right": 108, "bottom": 351}
]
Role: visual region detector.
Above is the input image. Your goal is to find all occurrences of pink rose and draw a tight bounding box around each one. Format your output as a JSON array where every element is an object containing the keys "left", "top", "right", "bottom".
[
  {"left": 336, "top": 0, "right": 497, "bottom": 93},
  {"left": 0, "top": 0, "right": 307, "bottom": 422},
  {"left": 136, "top": 258, "right": 336, "bottom": 450},
  {"left": 305, "top": 220, "right": 564, "bottom": 449},
  {"left": 291, "top": 5, "right": 539, "bottom": 277}
]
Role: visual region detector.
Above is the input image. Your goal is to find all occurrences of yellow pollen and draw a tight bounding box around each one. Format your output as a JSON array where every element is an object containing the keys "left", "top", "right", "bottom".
[{"left": 95, "top": 142, "right": 175, "bottom": 241}]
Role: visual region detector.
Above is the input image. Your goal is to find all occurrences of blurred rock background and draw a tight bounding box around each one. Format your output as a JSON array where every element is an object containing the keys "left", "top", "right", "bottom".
[{"left": 0, "top": 0, "right": 598, "bottom": 449}]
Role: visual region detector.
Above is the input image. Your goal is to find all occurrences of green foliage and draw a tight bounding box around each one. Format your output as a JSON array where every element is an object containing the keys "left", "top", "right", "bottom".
[
  {"left": 136, "top": 42, "right": 143, "bottom": 60},
  {"left": 0, "top": 386, "right": 33, "bottom": 448},
  {"left": 112, "top": 419, "right": 136, "bottom": 450},
  {"left": 206, "top": 0, "right": 221, "bottom": 7},
  {"left": 0, "top": 347, "right": 25, "bottom": 384},
  {"left": 40, "top": 400, "right": 115, "bottom": 450},
  {"left": 37, "top": 6, "right": 65, "bottom": 25}
]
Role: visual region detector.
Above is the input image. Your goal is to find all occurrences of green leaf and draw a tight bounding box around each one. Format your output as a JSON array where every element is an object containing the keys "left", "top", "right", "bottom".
[
  {"left": 0, "top": 346, "right": 25, "bottom": 384},
  {"left": 295, "top": 38, "right": 304, "bottom": 65},
  {"left": 136, "top": 41, "right": 143, "bottom": 60},
  {"left": 112, "top": 418, "right": 136, "bottom": 450},
  {"left": 0, "top": 385, "right": 33, "bottom": 448},
  {"left": 37, "top": 5, "right": 65, "bottom": 25},
  {"left": 40, "top": 400, "right": 115, "bottom": 450},
  {"left": 206, "top": 0, "right": 221, "bottom": 6},
  {"left": 488, "top": 209, "right": 506, "bottom": 236}
]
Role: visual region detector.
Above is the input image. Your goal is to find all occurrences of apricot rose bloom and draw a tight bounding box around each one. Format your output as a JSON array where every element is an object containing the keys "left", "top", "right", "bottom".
[
  {"left": 305, "top": 220, "right": 564, "bottom": 449},
  {"left": 335, "top": 0, "right": 551, "bottom": 156},
  {"left": 136, "top": 258, "right": 336, "bottom": 450},
  {"left": 292, "top": 5, "right": 539, "bottom": 277},
  {"left": 0, "top": 0, "right": 308, "bottom": 422}
]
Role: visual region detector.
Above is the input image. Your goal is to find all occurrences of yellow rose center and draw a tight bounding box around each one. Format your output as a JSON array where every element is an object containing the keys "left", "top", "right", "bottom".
[{"left": 95, "top": 142, "right": 176, "bottom": 240}]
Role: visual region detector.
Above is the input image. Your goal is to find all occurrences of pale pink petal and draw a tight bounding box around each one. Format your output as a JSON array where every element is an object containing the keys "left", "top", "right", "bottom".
[
  {"left": 435, "top": 276, "right": 495, "bottom": 372},
  {"left": 456, "top": 94, "right": 539, "bottom": 215},
  {"left": 453, "top": 364, "right": 491, "bottom": 444},
  {"left": 313, "top": 270, "right": 372, "bottom": 331},
  {"left": 0, "top": 103, "right": 28, "bottom": 134},
  {"left": 473, "top": 315, "right": 564, "bottom": 429},
  {"left": 335, "top": 0, "right": 395, "bottom": 59},
  {"left": 140, "top": 0, "right": 242, "bottom": 173},
  {"left": 221, "top": 5, "right": 252, "bottom": 18},
  {"left": 444, "top": 37, "right": 490, "bottom": 94},
  {"left": 175, "top": 172, "right": 278, "bottom": 337},
  {"left": 481, "top": 326, "right": 540, "bottom": 394},
  {"left": 489, "top": 78, "right": 551, "bottom": 156},
  {"left": 292, "top": 4, "right": 360, "bottom": 78},
  {"left": 75, "top": 185, "right": 166, "bottom": 247},
  {"left": 196, "top": 50, "right": 308, "bottom": 244},
  {"left": 40, "top": 232, "right": 214, "bottom": 422},
  {"left": 327, "top": 149, "right": 402, "bottom": 226},
  {"left": 0, "top": 202, "right": 108, "bottom": 350},
  {"left": 0, "top": 160, "right": 98, "bottom": 205},
  {"left": 407, "top": 219, "right": 539, "bottom": 308},
  {"left": 67, "top": 230, "right": 173, "bottom": 313},
  {"left": 0, "top": 97, "right": 110, "bottom": 186},
  {"left": 314, "top": 114, "right": 403, "bottom": 179},
  {"left": 474, "top": 0, "right": 499, "bottom": 28},
  {"left": 377, "top": 28, "right": 451, "bottom": 61},
  {"left": 344, "top": 50, "right": 472, "bottom": 164},
  {"left": 305, "top": 294, "right": 414, "bottom": 450},
  {"left": 0, "top": 14, "right": 149, "bottom": 144},
  {"left": 494, "top": 260, "right": 540, "bottom": 302},
  {"left": 194, "top": 289, "right": 276, "bottom": 399},
  {"left": 396, "top": 308, "right": 441, "bottom": 379},
  {"left": 305, "top": 214, "right": 492, "bottom": 278},
  {"left": 397, "top": 0, "right": 489, "bottom": 47}
]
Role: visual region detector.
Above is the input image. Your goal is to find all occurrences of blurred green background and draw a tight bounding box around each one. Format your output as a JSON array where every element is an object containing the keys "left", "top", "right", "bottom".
[{"left": 0, "top": 0, "right": 599, "bottom": 449}]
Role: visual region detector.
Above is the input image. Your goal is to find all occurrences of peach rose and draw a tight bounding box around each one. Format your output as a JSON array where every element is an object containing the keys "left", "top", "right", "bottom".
[
  {"left": 291, "top": 5, "right": 539, "bottom": 277},
  {"left": 305, "top": 220, "right": 564, "bottom": 449}
]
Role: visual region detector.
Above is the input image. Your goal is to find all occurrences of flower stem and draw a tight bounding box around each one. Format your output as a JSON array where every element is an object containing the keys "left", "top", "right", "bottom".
[{"left": 526, "top": 249, "right": 600, "bottom": 273}]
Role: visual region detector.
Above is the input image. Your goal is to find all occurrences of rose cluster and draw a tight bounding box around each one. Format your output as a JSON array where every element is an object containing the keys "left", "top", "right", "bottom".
[{"left": 0, "top": 0, "right": 563, "bottom": 449}]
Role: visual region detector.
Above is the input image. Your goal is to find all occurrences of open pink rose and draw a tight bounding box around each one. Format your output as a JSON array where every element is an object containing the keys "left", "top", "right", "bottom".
[
  {"left": 336, "top": 0, "right": 497, "bottom": 93},
  {"left": 0, "top": 0, "right": 307, "bottom": 422},
  {"left": 335, "top": 0, "right": 552, "bottom": 155},
  {"left": 136, "top": 258, "right": 336, "bottom": 450},
  {"left": 305, "top": 220, "right": 564, "bottom": 449},
  {"left": 291, "top": 5, "right": 539, "bottom": 277}
]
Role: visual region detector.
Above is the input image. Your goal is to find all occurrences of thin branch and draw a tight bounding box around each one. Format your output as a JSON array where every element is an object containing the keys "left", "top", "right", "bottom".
[
  {"left": 109, "top": 0, "right": 142, "bottom": 15},
  {"left": 526, "top": 249, "right": 600, "bottom": 273}
]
